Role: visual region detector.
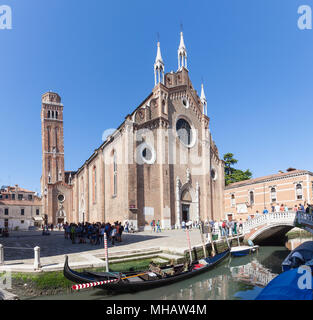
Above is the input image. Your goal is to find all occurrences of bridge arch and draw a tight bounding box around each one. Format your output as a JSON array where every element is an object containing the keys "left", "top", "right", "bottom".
[
  {"left": 242, "top": 212, "right": 297, "bottom": 245},
  {"left": 248, "top": 223, "right": 295, "bottom": 245}
]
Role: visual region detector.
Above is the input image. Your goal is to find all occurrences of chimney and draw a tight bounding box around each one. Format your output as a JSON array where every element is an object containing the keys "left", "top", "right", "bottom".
[{"left": 278, "top": 170, "right": 284, "bottom": 174}]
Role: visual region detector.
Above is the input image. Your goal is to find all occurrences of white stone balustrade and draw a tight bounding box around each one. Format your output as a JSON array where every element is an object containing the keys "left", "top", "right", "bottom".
[
  {"left": 296, "top": 211, "right": 313, "bottom": 231},
  {"left": 242, "top": 211, "right": 296, "bottom": 234}
]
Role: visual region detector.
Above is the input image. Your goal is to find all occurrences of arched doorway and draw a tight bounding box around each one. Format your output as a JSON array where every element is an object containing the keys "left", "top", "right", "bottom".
[
  {"left": 56, "top": 206, "right": 66, "bottom": 224},
  {"left": 181, "top": 189, "right": 192, "bottom": 222}
]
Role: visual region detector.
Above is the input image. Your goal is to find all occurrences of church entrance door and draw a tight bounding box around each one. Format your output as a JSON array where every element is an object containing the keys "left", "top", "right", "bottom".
[{"left": 182, "top": 204, "right": 190, "bottom": 222}]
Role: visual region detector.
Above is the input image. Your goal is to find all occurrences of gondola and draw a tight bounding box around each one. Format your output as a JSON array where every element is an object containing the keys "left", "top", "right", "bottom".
[
  {"left": 230, "top": 245, "right": 259, "bottom": 257},
  {"left": 282, "top": 240, "right": 313, "bottom": 272},
  {"left": 63, "top": 249, "right": 230, "bottom": 293}
]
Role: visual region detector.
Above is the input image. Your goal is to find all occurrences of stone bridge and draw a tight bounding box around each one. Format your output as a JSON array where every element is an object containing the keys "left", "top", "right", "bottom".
[{"left": 241, "top": 211, "right": 313, "bottom": 245}]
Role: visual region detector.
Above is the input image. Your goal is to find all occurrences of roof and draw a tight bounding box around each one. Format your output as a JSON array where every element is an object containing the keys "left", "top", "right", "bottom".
[
  {"left": 0, "top": 199, "right": 42, "bottom": 206},
  {"left": 226, "top": 169, "right": 312, "bottom": 189},
  {"left": 0, "top": 185, "right": 36, "bottom": 194}
]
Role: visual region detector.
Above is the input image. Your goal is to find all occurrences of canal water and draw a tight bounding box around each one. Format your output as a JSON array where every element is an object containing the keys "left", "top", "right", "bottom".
[{"left": 29, "top": 237, "right": 313, "bottom": 300}]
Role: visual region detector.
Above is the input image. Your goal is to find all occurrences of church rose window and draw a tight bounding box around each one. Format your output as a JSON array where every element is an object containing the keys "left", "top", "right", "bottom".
[
  {"left": 58, "top": 194, "right": 65, "bottom": 202},
  {"left": 176, "top": 118, "right": 193, "bottom": 147},
  {"left": 182, "top": 97, "right": 189, "bottom": 108},
  {"left": 141, "top": 144, "right": 155, "bottom": 164}
]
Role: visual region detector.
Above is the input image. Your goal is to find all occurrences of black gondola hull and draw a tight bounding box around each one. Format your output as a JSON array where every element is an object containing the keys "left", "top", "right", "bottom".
[{"left": 64, "top": 250, "right": 230, "bottom": 294}]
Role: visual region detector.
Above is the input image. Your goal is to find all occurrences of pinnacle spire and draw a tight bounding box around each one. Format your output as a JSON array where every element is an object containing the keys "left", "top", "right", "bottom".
[
  {"left": 155, "top": 41, "right": 163, "bottom": 64},
  {"left": 201, "top": 83, "right": 207, "bottom": 116},
  {"left": 154, "top": 41, "right": 165, "bottom": 86},
  {"left": 178, "top": 31, "right": 187, "bottom": 70},
  {"left": 179, "top": 31, "right": 186, "bottom": 50}
]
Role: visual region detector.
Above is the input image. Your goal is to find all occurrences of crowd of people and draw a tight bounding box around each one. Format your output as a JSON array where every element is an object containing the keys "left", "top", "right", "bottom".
[
  {"left": 150, "top": 220, "right": 162, "bottom": 232},
  {"left": 246, "top": 203, "right": 313, "bottom": 219},
  {"left": 41, "top": 220, "right": 135, "bottom": 246}
]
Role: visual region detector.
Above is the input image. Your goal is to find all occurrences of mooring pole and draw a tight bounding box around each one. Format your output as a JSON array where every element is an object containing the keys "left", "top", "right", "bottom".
[
  {"left": 0, "top": 244, "right": 4, "bottom": 265},
  {"left": 199, "top": 222, "right": 207, "bottom": 258},
  {"left": 208, "top": 226, "right": 216, "bottom": 256},
  {"left": 186, "top": 228, "right": 193, "bottom": 264},
  {"left": 104, "top": 233, "right": 109, "bottom": 272}
]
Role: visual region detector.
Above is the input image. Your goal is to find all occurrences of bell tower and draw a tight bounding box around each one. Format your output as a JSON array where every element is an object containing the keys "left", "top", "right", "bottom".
[
  {"left": 41, "top": 91, "right": 65, "bottom": 188},
  {"left": 41, "top": 92, "right": 65, "bottom": 221}
]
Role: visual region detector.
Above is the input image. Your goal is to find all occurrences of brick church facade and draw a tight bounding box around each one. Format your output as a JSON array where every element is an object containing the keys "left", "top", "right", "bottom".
[{"left": 40, "top": 32, "right": 225, "bottom": 230}]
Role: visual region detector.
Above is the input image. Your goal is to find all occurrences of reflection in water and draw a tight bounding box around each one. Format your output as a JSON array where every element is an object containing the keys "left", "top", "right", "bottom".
[
  {"left": 30, "top": 246, "right": 291, "bottom": 301},
  {"left": 230, "top": 259, "right": 276, "bottom": 287}
]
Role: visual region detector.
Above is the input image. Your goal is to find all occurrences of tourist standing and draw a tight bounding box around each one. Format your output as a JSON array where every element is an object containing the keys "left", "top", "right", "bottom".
[
  {"left": 110, "top": 226, "right": 117, "bottom": 246},
  {"left": 263, "top": 207, "right": 268, "bottom": 214},
  {"left": 275, "top": 204, "right": 280, "bottom": 213},
  {"left": 156, "top": 220, "right": 161, "bottom": 233}
]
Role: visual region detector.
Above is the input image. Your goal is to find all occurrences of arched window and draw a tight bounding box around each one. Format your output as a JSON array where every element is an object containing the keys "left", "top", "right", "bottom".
[
  {"left": 231, "top": 194, "right": 235, "bottom": 207},
  {"left": 249, "top": 191, "right": 254, "bottom": 205},
  {"left": 113, "top": 151, "right": 117, "bottom": 196},
  {"left": 52, "top": 111, "right": 54, "bottom": 119},
  {"left": 270, "top": 187, "right": 277, "bottom": 203},
  {"left": 47, "top": 110, "right": 51, "bottom": 118},
  {"left": 176, "top": 118, "right": 192, "bottom": 146},
  {"left": 56, "top": 159, "right": 58, "bottom": 182},
  {"left": 55, "top": 127, "right": 58, "bottom": 152},
  {"left": 47, "top": 127, "right": 51, "bottom": 152},
  {"left": 92, "top": 166, "right": 97, "bottom": 203},
  {"left": 296, "top": 184, "right": 303, "bottom": 200},
  {"left": 56, "top": 111, "right": 58, "bottom": 119}
]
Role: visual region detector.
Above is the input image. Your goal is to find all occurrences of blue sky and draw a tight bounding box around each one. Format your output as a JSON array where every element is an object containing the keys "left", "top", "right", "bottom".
[{"left": 1, "top": 0, "right": 313, "bottom": 194}]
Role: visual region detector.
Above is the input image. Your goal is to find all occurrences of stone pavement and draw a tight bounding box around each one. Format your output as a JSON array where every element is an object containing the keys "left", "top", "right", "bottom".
[{"left": 0, "top": 229, "right": 238, "bottom": 272}]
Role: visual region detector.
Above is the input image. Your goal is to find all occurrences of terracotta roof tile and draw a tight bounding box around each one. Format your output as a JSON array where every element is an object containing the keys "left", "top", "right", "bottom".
[{"left": 226, "top": 169, "right": 311, "bottom": 189}]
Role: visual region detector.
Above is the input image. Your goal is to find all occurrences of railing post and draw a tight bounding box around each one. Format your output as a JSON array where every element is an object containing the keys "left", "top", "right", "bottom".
[
  {"left": 34, "top": 246, "right": 41, "bottom": 270},
  {"left": 0, "top": 244, "right": 4, "bottom": 265}
]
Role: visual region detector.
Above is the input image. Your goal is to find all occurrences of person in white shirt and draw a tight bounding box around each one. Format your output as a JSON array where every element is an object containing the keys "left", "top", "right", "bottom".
[{"left": 275, "top": 204, "right": 280, "bottom": 213}]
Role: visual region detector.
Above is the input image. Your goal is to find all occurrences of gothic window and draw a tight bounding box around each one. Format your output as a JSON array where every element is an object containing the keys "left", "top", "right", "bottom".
[
  {"left": 296, "top": 184, "right": 303, "bottom": 200},
  {"left": 56, "top": 159, "right": 58, "bottom": 182},
  {"left": 93, "top": 166, "right": 97, "bottom": 203},
  {"left": 47, "top": 127, "right": 51, "bottom": 152},
  {"left": 113, "top": 151, "right": 117, "bottom": 196},
  {"left": 56, "top": 111, "right": 58, "bottom": 119},
  {"left": 176, "top": 118, "right": 192, "bottom": 146},
  {"left": 231, "top": 194, "right": 235, "bottom": 207},
  {"left": 55, "top": 127, "right": 58, "bottom": 152},
  {"left": 81, "top": 177, "right": 84, "bottom": 196},
  {"left": 270, "top": 187, "right": 277, "bottom": 203},
  {"left": 249, "top": 191, "right": 254, "bottom": 205},
  {"left": 52, "top": 111, "right": 55, "bottom": 118},
  {"left": 47, "top": 110, "right": 51, "bottom": 118}
]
